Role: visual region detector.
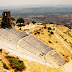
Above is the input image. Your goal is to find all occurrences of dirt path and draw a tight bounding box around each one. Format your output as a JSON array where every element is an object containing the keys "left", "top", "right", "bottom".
[{"left": 54, "top": 28, "right": 72, "bottom": 54}]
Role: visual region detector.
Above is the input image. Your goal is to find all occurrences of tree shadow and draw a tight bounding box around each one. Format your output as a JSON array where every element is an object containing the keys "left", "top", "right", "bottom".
[
  {"left": 7, "top": 25, "right": 12, "bottom": 29},
  {"left": 1, "top": 25, "right": 12, "bottom": 29}
]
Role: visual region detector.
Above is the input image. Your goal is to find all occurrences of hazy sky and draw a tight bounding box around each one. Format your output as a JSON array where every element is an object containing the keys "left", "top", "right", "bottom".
[{"left": 0, "top": 0, "right": 72, "bottom": 6}]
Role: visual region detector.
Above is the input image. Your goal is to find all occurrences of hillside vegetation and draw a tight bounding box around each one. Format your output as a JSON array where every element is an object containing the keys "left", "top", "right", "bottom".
[
  {"left": 15, "top": 23, "right": 72, "bottom": 63},
  {"left": 0, "top": 49, "right": 63, "bottom": 72},
  {"left": 32, "top": 23, "right": 72, "bottom": 62}
]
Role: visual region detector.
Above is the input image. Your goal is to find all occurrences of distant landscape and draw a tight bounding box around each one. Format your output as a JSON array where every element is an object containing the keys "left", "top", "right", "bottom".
[
  {"left": 0, "top": 6, "right": 72, "bottom": 25},
  {"left": 0, "top": 7, "right": 72, "bottom": 15}
]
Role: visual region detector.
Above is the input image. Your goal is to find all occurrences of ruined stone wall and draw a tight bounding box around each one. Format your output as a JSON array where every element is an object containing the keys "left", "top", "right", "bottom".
[{"left": 2, "top": 11, "right": 11, "bottom": 25}]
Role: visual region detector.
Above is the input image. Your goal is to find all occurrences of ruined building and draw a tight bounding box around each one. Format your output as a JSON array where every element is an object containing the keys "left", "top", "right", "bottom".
[{"left": 2, "top": 11, "right": 11, "bottom": 25}]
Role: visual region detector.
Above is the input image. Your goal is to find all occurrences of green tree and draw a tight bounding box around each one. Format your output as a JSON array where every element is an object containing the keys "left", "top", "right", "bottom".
[
  {"left": 11, "top": 17, "right": 15, "bottom": 21},
  {"left": 1, "top": 20, "right": 7, "bottom": 28},
  {"left": 32, "top": 21, "right": 36, "bottom": 24},
  {"left": 16, "top": 18, "right": 25, "bottom": 24}
]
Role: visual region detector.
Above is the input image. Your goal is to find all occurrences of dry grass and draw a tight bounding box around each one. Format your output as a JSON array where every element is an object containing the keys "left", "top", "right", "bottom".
[
  {"left": 15, "top": 23, "right": 72, "bottom": 62},
  {"left": 0, "top": 50, "right": 63, "bottom": 72},
  {"left": 14, "top": 23, "right": 72, "bottom": 72},
  {"left": 32, "top": 24, "right": 72, "bottom": 62}
]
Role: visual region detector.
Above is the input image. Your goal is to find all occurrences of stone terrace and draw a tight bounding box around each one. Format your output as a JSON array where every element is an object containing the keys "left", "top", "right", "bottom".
[{"left": 0, "top": 27, "right": 65, "bottom": 65}]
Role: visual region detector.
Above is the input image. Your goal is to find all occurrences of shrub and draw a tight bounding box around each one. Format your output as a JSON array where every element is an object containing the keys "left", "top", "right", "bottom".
[
  {"left": 39, "top": 29, "right": 41, "bottom": 31},
  {"left": 6, "top": 56, "right": 25, "bottom": 71},
  {"left": 19, "top": 28, "right": 21, "bottom": 30},
  {"left": 48, "top": 30, "right": 50, "bottom": 32},
  {"left": 50, "top": 31, "right": 54, "bottom": 35},
  {"left": 55, "top": 41, "right": 58, "bottom": 43},
  {"left": 34, "top": 33, "right": 37, "bottom": 35},
  {"left": 48, "top": 27, "right": 51, "bottom": 30},
  {"left": 49, "top": 41, "right": 51, "bottom": 43},
  {"left": 44, "top": 26, "right": 46, "bottom": 29},
  {"left": 37, "top": 31, "right": 40, "bottom": 34},
  {"left": 69, "top": 42, "right": 71, "bottom": 44},
  {"left": 49, "top": 34, "right": 51, "bottom": 37},
  {"left": 64, "top": 25, "right": 67, "bottom": 27},
  {"left": 3, "top": 63, "right": 9, "bottom": 70},
  {"left": 53, "top": 28, "right": 55, "bottom": 30},
  {"left": 68, "top": 26, "right": 71, "bottom": 29},
  {"left": 64, "top": 39, "right": 67, "bottom": 42},
  {"left": 0, "top": 49, "right": 2, "bottom": 52},
  {"left": 63, "top": 55, "right": 65, "bottom": 56},
  {"left": 63, "top": 32, "right": 66, "bottom": 34},
  {"left": 32, "top": 21, "right": 36, "bottom": 24}
]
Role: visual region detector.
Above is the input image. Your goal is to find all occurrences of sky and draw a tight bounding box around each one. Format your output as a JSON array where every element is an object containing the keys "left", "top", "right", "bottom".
[{"left": 0, "top": 0, "right": 72, "bottom": 6}]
